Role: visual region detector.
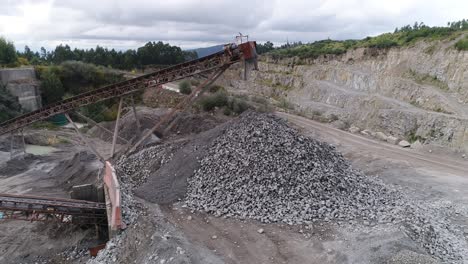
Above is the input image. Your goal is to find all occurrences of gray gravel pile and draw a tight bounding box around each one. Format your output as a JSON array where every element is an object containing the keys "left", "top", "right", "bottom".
[
  {"left": 117, "top": 143, "right": 178, "bottom": 187},
  {"left": 186, "top": 112, "right": 402, "bottom": 224},
  {"left": 184, "top": 112, "right": 468, "bottom": 263}
]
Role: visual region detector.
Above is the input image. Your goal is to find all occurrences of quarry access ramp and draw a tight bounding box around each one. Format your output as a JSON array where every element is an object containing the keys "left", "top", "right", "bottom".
[{"left": 0, "top": 41, "right": 257, "bottom": 136}]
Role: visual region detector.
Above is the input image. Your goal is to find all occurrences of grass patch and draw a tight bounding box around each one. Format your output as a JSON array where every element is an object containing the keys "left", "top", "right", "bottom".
[
  {"left": 455, "top": 35, "right": 468, "bottom": 50},
  {"left": 276, "top": 98, "right": 294, "bottom": 110},
  {"left": 30, "top": 122, "right": 59, "bottom": 130},
  {"left": 407, "top": 69, "right": 449, "bottom": 91}
]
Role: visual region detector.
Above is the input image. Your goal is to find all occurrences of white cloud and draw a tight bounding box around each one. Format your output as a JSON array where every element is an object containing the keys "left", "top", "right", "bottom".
[{"left": 0, "top": 0, "right": 466, "bottom": 51}]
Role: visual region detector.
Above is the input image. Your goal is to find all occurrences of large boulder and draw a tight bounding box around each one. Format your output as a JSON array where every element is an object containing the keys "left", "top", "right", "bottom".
[
  {"left": 398, "top": 140, "right": 411, "bottom": 148},
  {"left": 375, "top": 132, "right": 388, "bottom": 141},
  {"left": 386, "top": 136, "right": 400, "bottom": 145}
]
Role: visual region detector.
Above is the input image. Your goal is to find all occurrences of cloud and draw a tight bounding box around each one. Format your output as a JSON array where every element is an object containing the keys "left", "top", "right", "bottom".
[{"left": 0, "top": 0, "right": 467, "bottom": 51}]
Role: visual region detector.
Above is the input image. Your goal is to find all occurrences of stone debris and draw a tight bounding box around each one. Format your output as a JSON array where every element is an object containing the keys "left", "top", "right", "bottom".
[
  {"left": 412, "top": 140, "right": 423, "bottom": 149},
  {"left": 398, "top": 140, "right": 411, "bottom": 148},
  {"left": 257, "top": 228, "right": 265, "bottom": 234},
  {"left": 386, "top": 136, "right": 400, "bottom": 145},
  {"left": 375, "top": 132, "right": 388, "bottom": 141},
  {"left": 95, "top": 111, "right": 468, "bottom": 264},
  {"left": 348, "top": 126, "right": 360, "bottom": 134},
  {"left": 184, "top": 112, "right": 468, "bottom": 263},
  {"left": 186, "top": 112, "right": 402, "bottom": 225}
]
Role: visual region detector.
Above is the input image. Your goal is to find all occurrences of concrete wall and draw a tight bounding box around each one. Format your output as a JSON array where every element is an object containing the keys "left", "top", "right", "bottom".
[{"left": 0, "top": 68, "right": 41, "bottom": 111}]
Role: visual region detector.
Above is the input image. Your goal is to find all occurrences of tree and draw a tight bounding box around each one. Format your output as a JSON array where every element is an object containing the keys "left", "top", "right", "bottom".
[
  {"left": 24, "top": 45, "right": 34, "bottom": 61},
  {"left": 256, "top": 41, "right": 275, "bottom": 54},
  {"left": 40, "top": 47, "right": 47, "bottom": 60},
  {"left": 53, "top": 44, "right": 74, "bottom": 63},
  {"left": 0, "top": 37, "right": 17, "bottom": 66},
  {"left": 40, "top": 69, "right": 64, "bottom": 105}
]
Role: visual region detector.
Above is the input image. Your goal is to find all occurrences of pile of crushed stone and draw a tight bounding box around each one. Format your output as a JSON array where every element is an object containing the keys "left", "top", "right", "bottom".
[
  {"left": 185, "top": 112, "right": 402, "bottom": 225},
  {"left": 108, "top": 111, "right": 467, "bottom": 263},
  {"left": 183, "top": 112, "right": 468, "bottom": 262}
]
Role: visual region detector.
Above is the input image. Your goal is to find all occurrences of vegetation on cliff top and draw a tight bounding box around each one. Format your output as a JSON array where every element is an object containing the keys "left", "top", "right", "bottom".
[
  {"left": 257, "top": 20, "right": 468, "bottom": 59},
  {"left": 36, "top": 61, "right": 126, "bottom": 122},
  {"left": 0, "top": 40, "right": 197, "bottom": 70}
]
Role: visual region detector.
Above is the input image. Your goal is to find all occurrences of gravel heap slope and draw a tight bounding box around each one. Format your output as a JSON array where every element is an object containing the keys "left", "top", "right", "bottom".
[{"left": 185, "top": 112, "right": 402, "bottom": 225}]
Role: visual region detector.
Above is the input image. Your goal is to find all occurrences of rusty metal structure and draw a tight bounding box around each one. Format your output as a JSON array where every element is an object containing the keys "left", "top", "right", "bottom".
[{"left": 0, "top": 193, "right": 106, "bottom": 225}]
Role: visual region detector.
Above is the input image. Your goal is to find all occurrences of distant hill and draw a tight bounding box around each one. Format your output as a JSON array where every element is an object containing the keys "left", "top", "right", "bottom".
[{"left": 192, "top": 45, "right": 224, "bottom": 58}]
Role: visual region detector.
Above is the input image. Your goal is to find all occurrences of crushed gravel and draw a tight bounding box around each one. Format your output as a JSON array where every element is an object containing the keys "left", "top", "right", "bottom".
[
  {"left": 183, "top": 111, "right": 468, "bottom": 263},
  {"left": 185, "top": 112, "right": 403, "bottom": 224},
  {"left": 98, "top": 111, "right": 468, "bottom": 263}
]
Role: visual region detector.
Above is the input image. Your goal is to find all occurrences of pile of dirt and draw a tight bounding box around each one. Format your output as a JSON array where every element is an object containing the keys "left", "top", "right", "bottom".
[
  {"left": 143, "top": 86, "right": 185, "bottom": 109},
  {"left": 87, "top": 107, "right": 167, "bottom": 142},
  {"left": 88, "top": 107, "right": 224, "bottom": 143},
  {"left": 0, "top": 154, "right": 39, "bottom": 177},
  {"left": 48, "top": 151, "right": 101, "bottom": 191}
]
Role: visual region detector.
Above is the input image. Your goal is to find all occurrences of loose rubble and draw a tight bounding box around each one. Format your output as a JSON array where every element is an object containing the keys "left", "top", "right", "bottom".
[
  {"left": 184, "top": 112, "right": 468, "bottom": 263},
  {"left": 186, "top": 112, "right": 403, "bottom": 224}
]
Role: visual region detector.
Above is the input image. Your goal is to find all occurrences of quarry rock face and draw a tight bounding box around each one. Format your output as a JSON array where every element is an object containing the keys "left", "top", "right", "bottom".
[
  {"left": 0, "top": 68, "right": 41, "bottom": 111},
  {"left": 220, "top": 35, "right": 468, "bottom": 152}
]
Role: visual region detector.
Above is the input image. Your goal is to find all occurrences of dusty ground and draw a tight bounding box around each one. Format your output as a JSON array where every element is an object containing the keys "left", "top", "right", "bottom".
[{"left": 0, "top": 130, "right": 107, "bottom": 263}]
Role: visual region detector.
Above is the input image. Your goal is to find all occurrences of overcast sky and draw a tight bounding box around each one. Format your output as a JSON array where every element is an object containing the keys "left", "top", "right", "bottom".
[{"left": 0, "top": 0, "right": 467, "bottom": 51}]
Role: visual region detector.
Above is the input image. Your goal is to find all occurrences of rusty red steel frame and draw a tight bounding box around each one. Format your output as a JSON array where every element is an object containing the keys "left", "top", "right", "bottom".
[
  {"left": 0, "top": 45, "right": 244, "bottom": 136},
  {"left": 0, "top": 193, "right": 106, "bottom": 225}
]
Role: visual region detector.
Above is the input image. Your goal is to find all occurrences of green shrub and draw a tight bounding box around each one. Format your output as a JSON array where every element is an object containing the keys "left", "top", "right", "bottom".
[
  {"left": 223, "top": 107, "right": 232, "bottom": 116},
  {"left": 198, "top": 91, "right": 228, "bottom": 111},
  {"left": 40, "top": 69, "right": 64, "bottom": 105},
  {"left": 455, "top": 36, "right": 468, "bottom": 51},
  {"left": 30, "top": 121, "right": 59, "bottom": 130},
  {"left": 178, "top": 80, "right": 192, "bottom": 95},
  {"left": 228, "top": 98, "right": 250, "bottom": 114}
]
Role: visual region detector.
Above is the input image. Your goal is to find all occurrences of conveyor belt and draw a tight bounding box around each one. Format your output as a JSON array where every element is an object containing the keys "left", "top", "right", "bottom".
[
  {"left": 0, "top": 45, "right": 242, "bottom": 136},
  {"left": 0, "top": 193, "right": 106, "bottom": 224}
]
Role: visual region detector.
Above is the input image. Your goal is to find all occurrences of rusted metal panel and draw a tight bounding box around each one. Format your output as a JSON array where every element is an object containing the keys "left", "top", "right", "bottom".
[
  {"left": 239, "top": 41, "right": 258, "bottom": 60},
  {"left": 89, "top": 244, "right": 106, "bottom": 257},
  {"left": 104, "top": 161, "right": 123, "bottom": 231}
]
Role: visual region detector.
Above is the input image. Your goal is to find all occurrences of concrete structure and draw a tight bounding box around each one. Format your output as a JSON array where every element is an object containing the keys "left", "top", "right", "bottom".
[{"left": 0, "top": 68, "right": 41, "bottom": 112}]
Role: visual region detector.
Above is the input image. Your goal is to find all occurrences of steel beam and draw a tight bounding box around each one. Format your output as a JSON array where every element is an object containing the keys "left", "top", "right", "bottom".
[
  {"left": 128, "top": 66, "right": 228, "bottom": 154},
  {"left": 110, "top": 97, "right": 124, "bottom": 157},
  {"left": 74, "top": 111, "right": 129, "bottom": 144},
  {"left": 131, "top": 96, "right": 141, "bottom": 135},
  {"left": 65, "top": 113, "right": 105, "bottom": 163}
]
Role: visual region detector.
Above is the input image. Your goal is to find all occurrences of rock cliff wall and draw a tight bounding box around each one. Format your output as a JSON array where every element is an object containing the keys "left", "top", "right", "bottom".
[
  {"left": 0, "top": 68, "right": 41, "bottom": 111},
  {"left": 219, "top": 35, "right": 468, "bottom": 152}
]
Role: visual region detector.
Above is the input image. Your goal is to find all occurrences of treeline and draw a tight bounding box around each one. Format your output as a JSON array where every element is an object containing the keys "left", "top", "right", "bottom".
[
  {"left": 259, "top": 19, "right": 468, "bottom": 59},
  {"left": 1, "top": 40, "right": 198, "bottom": 70}
]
